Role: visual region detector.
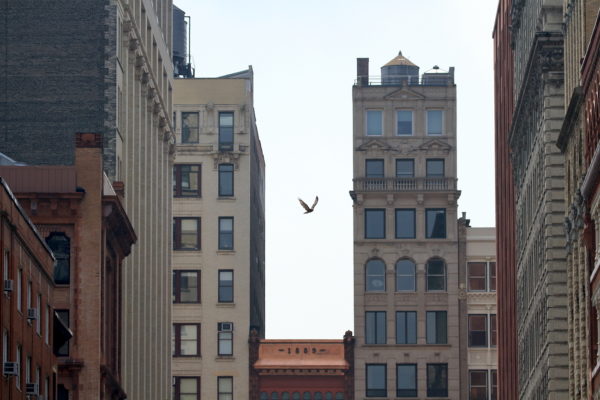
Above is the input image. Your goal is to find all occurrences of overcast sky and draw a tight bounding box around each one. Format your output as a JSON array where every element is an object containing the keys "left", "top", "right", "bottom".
[{"left": 174, "top": 0, "right": 498, "bottom": 339}]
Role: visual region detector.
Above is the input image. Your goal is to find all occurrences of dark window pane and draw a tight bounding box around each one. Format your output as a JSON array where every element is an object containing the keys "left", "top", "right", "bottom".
[
  {"left": 426, "top": 259, "right": 446, "bottom": 291},
  {"left": 468, "top": 262, "right": 487, "bottom": 291},
  {"left": 218, "top": 164, "right": 234, "bottom": 196},
  {"left": 427, "top": 110, "right": 443, "bottom": 135},
  {"left": 46, "top": 233, "right": 70, "bottom": 285},
  {"left": 179, "top": 271, "right": 199, "bottom": 303},
  {"left": 468, "top": 315, "right": 487, "bottom": 347},
  {"left": 219, "top": 217, "right": 234, "bottom": 250},
  {"left": 218, "top": 270, "right": 234, "bottom": 302},
  {"left": 489, "top": 262, "right": 496, "bottom": 291},
  {"left": 491, "top": 370, "right": 497, "bottom": 400},
  {"left": 396, "top": 311, "right": 417, "bottom": 344},
  {"left": 426, "top": 159, "right": 445, "bottom": 177},
  {"left": 365, "top": 259, "right": 386, "bottom": 292},
  {"left": 366, "top": 364, "right": 386, "bottom": 397},
  {"left": 174, "top": 164, "right": 201, "bottom": 197},
  {"left": 365, "top": 209, "right": 385, "bottom": 239},
  {"left": 426, "top": 311, "right": 447, "bottom": 344},
  {"left": 395, "top": 209, "right": 415, "bottom": 239},
  {"left": 396, "top": 259, "right": 416, "bottom": 291},
  {"left": 181, "top": 112, "right": 199, "bottom": 143},
  {"left": 396, "top": 159, "right": 414, "bottom": 177},
  {"left": 56, "top": 310, "right": 69, "bottom": 356},
  {"left": 219, "top": 112, "right": 234, "bottom": 151},
  {"left": 427, "top": 364, "right": 448, "bottom": 397},
  {"left": 174, "top": 218, "right": 200, "bottom": 250},
  {"left": 426, "top": 209, "right": 446, "bottom": 238},
  {"left": 366, "top": 111, "right": 383, "bottom": 136},
  {"left": 397, "top": 364, "right": 417, "bottom": 397},
  {"left": 365, "top": 311, "right": 386, "bottom": 344},
  {"left": 366, "top": 159, "right": 384, "bottom": 178},
  {"left": 490, "top": 314, "right": 496, "bottom": 347},
  {"left": 397, "top": 111, "right": 413, "bottom": 135},
  {"left": 469, "top": 370, "right": 488, "bottom": 400}
]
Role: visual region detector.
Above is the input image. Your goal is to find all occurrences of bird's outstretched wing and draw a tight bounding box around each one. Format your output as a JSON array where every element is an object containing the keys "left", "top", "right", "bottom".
[
  {"left": 311, "top": 196, "right": 319, "bottom": 209},
  {"left": 298, "top": 198, "right": 311, "bottom": 212}
]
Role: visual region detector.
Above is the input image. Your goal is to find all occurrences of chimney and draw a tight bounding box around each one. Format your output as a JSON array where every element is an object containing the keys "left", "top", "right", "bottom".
[
  {"left": 357, "top": 58, "right": 369, "bottom": 86},
  {"left": 449, "top": 67, "right": 455, "bottom": 84}
]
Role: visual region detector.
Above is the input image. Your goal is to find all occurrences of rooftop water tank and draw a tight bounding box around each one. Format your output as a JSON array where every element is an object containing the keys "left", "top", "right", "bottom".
[
  {"left": 172, "top": 5, "right": 187, "bottom": 62},
  {"left": 381, "top": 51, "right": 419, "bottom": 85}
]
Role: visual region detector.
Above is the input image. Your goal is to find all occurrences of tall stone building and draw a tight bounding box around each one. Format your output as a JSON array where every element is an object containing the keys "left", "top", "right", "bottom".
[
  {"left": 171, "top": 69, "right": 266, "bottom": 400},
  {"left": 0, "top": 1, "right": 174, "bottom": 398},
  {"left": 350, "top": 53, "right": 465, "bottom": 398}
]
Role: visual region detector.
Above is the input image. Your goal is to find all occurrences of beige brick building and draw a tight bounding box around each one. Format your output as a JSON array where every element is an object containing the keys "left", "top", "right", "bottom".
[
  {"left": 171, "top": 69, "right": 266, "bottom": 400},
  {"left": 350, "top": 52, "right": 465, "bottom": 399}
]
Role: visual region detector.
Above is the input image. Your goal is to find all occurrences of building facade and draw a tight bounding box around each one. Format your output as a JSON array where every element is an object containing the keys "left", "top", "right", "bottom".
[
  {"left": 171, "top": 69, "right": 266, "bottom": 400},
  {"left": 0, "top": 133, "right": 137, "bottom": 399},
  {"left": 465, "top": 227, "right": 497, "bottom": 400},
  {"left": 0, "top": 177, "right": 59, "bottom": 399},
  {"left": 0, "top": 2, "right": 174, "bottom": 398},
  {"left": 351, "top": 53, "right": 465, "bottom": 398},
  {"left": 249, "top": 332, "right": 354, "bottom": 400}
]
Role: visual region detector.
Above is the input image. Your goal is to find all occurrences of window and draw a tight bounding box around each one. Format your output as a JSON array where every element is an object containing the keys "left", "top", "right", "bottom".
[
  {"left": 17, "top": 269, "right": 22, "bottom": 311},
  {"left": 46, "top": 233, "right": 70, "bottom": 284},
  {"left": 45, "top": 306, "right": 50, "bottom": 344},
  {"left": 36, "top": 294, "right": 41, "bottom": 334},
  {"left": 335, "top": 393, "right": 344, "bottom": 400},
  {"left": 425, "top": 209, "right": 446, "bottom": 239},
  {"left": 16, "top": 345, "right": 21, "bottom": 389},
  {"left": 218, "top": 270, "right": 234, "bottom": 302},
  {"left": 365, "top": 209, "right": 385, "bottom": 239},
  {"left": 489, "top": 262, "right": 496, "bottom": 291},
  {"left": 396, "top": 111, "right": 413, "bottom": 135},
  {"left": 427, "top": 364, "right": 448, "bottom": 397},
  {"left": 181, "top": 112, "right": 199, "bottom": 144},
  {"left": 491, "top": 370, "right": 497, "bottom": 400},
  {"left": 173, "top": 377, "right": 200, "bottom": 400},
  {"left": 2, "top": 250, "right": 8, "bottom": 283},
  {"left": 396, "top": 259, "right": 416, "bottom": 291},
  {"left": 218, "top": 164, "right": 234, "bottom": 197},
  {"left": 366, "top": 364, "right": 386, "bottom": 397},
  {"left": 395, "top": 209, "right": 415, "bottom": 239},
  {"left": 469, "top": 370, "right": 488, "bottom": 400},
  {"left": 396, "top": 311, "right": 417, "bottom": 344},
  {"left": 426, "top": 311, "right": 447, "bottom": 344},
  {"left": 2, "top": 329, "right": 7, "bottom": 364},
  {"left": 173, "top": 270, "right": 200, "bottom": 303},
  {"left": 218, "top": 376, "right": 233, "bottom": 400},
  {"left": 467, "top": 262, "right": 486, "bottom": 291},
  {"left": 427, "top": 110, "right": 443, "bottom": 135},
  {"left": 173, "top": 218, "right": 200, "bottom": 250},
  {"left": 426, "top": 259, "right": 446, "bottom": 291},
  {"left": 173, "top": 324, "right": 200, "bottom": 356},
  {"left": 366, "top": 110, "right": 383, "bottom": 136},
  {"left": 219, "top": 112, "right": 234, "bottom": 151},
  {"left": 261, "top": 393, "right": 269, "bottom": 400},
  {"left": 365, "top": 311, "right": 386, "bottom": 344},
  {"left": 426, "top": 159, "right": 445, "bottom": 177},
  {"left": 366, "top": 159, "right": 384, "bottom": 178},
  {"left": 468, "top": 315, "right": 487, "bottom": 347},
  {"left": 303, "top": 393, "right": 311, "bottom": 400},
  {"left": 396, "top": 364, "right": 417, "bottom": 397},
  {"left": 56, "top": 310, "right": 69, "bottom": 356},
  {"left": 490, "top": 314, "right": 496, "bottom": 347},
  {"left": 365, "top": 259, "right": 385, "bottom": 292},
  {"left": 218, "top": 217, "right": 234, "bottom": 250},
  {"left": 218, "top": 322, "right": 233, "bottom": 356},
  {"left": 25, "top": 356, "right": 30, "bottom": 384},
  {"left": 173, "top": 164, "right": 201, "bottom": 197},
  {"left": 27, "top": 281, "right": 32, "bottom": 313},
  {"left": 395, "top": 159, "right": 414, "bottom": 178}
]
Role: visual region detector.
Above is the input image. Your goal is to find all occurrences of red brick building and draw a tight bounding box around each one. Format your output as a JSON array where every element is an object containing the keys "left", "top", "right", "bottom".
[
  {"left": 0, "top": 133, "right": 136, "bottom": 400},
  {"left": 250, "top": 331, "right": 354, "bottom": 400},
  {"left": 0, "top": 176, "right": 61, "bottom": 399}
]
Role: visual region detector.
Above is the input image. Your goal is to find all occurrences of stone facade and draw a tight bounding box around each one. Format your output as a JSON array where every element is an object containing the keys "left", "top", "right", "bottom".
[
  {"left": 0, "top": 1, "right": 174, "bottom": 398},
  {"left": 351, "top": 54, "right": 465, "bottom": 399},
  {"left": 171, "top": 70, "right": 266, "bottom": 400}
]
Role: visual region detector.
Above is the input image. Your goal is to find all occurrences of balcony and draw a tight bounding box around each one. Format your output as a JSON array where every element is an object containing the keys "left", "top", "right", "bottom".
[{"left": 353, "top": 177, "right": 457, "bottom": 192}]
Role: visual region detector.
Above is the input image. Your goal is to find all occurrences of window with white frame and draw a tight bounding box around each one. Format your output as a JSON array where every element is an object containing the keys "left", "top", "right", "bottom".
[
  {"left": 218, "top": 322, "right": 233, "bottom": 356},
  {"left": 467, "top": 261, "right": 496, "bottom": 292}
]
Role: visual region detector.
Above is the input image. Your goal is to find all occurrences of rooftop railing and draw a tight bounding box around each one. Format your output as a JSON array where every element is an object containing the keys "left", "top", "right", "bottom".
[
  {"left": 353, "top": 177, "right": 457, "bottom": 192},
  {"left": 355, "top": 75, "right": 454, "bottom": 87}
]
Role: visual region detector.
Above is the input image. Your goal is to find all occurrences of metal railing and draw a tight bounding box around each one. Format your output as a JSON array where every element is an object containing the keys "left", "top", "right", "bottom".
[
  {"left": 355, "top": 75, "right": 453, "bottom": 87},
  {"left": 353, "top": 177, "right": 457, "bottom": 192}
]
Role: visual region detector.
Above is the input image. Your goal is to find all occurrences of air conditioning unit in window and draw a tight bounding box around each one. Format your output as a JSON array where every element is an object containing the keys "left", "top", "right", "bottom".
[
  {"left": 3, "top": 362, "right": 18, "bottom": 376},
  {"left": 25, "top": 382, "right": 39, "bottom": 395},
  {"left": 3, "top": 279, "right": 12, "bottom": 293},
  {"left": 218, "top": 322, "right": 233, "bottom": 332},
  {"left": 27, "top": 308, "right": 38, "bottom": 320}
]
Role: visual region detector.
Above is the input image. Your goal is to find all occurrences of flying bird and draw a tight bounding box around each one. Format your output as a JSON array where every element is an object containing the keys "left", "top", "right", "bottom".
[{"left": 298, "top": 196, "right": 319, "bottom": 214}]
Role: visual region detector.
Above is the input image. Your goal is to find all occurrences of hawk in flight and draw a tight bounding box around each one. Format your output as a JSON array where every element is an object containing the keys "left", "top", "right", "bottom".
[{"left": 298, "top": 196, "right": 319, "bottom": 214}]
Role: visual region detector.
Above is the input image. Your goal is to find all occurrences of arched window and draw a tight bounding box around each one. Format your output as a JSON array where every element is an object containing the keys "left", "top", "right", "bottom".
[
  {"left": 365, "top": 259, "right": 386, "bottom": 292},
  {"left": 325, "top": 392, "right": 333, "bottom": 400},
  {"left": 260, "top": 393, "right": 269, "bottom": 400},
  {"left": 303, "top": 392, "right": 312, "bottom": 400},
  {"left": 395, "top": 259, "right": 416, "bottom": 291},
  {"left": 282, "top": 392, "right": 290, "bottom": 400},
  {"left": 292, "top": 392, "right": 301, "bottom": 400},
  {"left": 314, "top": 393, "right": 323, "bottom": 400},
  {"left": 426, "top": 258, "right": 446, "bottom": 291},
  {"left": 271, "top": 393, "right": 280, "bottom": 400},
  {"left": 46, "top": 233, "right": 70, "bottom": 285},
  {"left": 335, "top": 393, "right": 344, "bottom": 400}
]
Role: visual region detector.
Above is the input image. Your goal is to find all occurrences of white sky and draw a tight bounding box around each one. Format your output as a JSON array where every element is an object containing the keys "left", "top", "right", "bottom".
[{"left": 174, "top": 0, "right": 498, "bottom": 339}]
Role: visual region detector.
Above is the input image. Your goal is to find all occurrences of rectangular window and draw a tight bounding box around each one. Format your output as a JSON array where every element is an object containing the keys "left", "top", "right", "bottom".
[
  {"left": 489, "top": 262, "right": 496, "bottom": 291},
  {"left": 56, "top": 310, "right": 69, "bottom": 356},
  {"left": 469, "top": 370, "right": 488, "bottom": 400},
  {"left": 16, "top": 345, "right": 21, "bottom": 389},
  {"left": 173, "top": 324, "right": 200, "bottom": 356},
  {"left": 426, "top": 311, "right": 447, "bottom": 344},
  {"left": 218, "top": 270, "right": 234, "bottom": 303},
  {"left": 218, "top": 323, "right": 233, "bottom": 356},
  {"left": 426, "top": 259, "right": 446, "bottom": 291},
  {"left": 181, "top": 112, "right": 199, "bottom": 144},
  {"left": 365, "top": 159, "right": 384, "bottom": 178},
  {"left": 218, "top": 377, "right": 233, "bottom": 400},
  {"left": 2, "top": 250, "right": 8, "bottom": 283},
  {"left": 366, "top": 364, "right": 387, "bottom": 397},
  {"left": 218, "top": 217, "right": 234, "bottom": 250},
  {"left": 27, "top": 281, "right": 31, "bottom": 313},
  {"left": 365, "top": 209, "right": 386, "bottom": 239},
  {"left": 2, "top": 329, "right": 7, "bottom": 364},
  {"left": 365, "top": 311, "right": 386, "bottom": 344},
  {"left": 468, "top": 314, "right": 488, "bottom": 347},
  {"left": 219, "top": 112, "right": 234, "bottom": 151},
  {"left": 396, "top": 110, "right": 413, "bottom": 135},
  {"left": 173, "top": 377, "right": 200, "bottom": 400},
  {"left": 25, "top": 356, "right": 30, "bottom": 384},
  {"left": 426, "top": 159, "right": 445, "bottom": 177},
  {"left": 427, "top": 363, "right": 448, "bottom": 397},
  {"left": 173, "top": 164, "right": 201, "bottom": 197},
  {"left": 467, "top": 262, "right": 487, "bottom": 291},
  {"left": 172, "top": 270, "right": 200, "bottom": 303},
  {"left": 427, "top": 110, "right": 443, "bottom": 135},
  {"left": 218, "top": 164, "right": 234, "bottom": 197},
  {"left": 395, "top": 159, "right": 414, "bottom": 178},
  {"left": 366, "top": 110, "right": 383, "bottom": 136},
  {"left": 173, "top": 217, "right": 200, "bottom": 250},
  {"left": 491, "top": 370, "right": 497, "bottom": 400},
  {"left": 396, "top": 311, "right": 417, "bottom": 344},
  {"left": 45, "top": 306, "right": 50, "bottom": 344},
  {"left": 17, "top": 269, "right": 22, "bottom": 312},
  {"left": 490, "top": 314, "right": 496, "bottom": 347},
  {"left": 397, "top": 364, "right": 417, "bottom": 397},
  {"left": 36, "top": 294, "right": 41, "bottom": 334},
  {"left": 395, "top": 209, "right": 415, "bottom": 239},
  {"left": 426, "top": 209, "right": 446, "bottom": 239}
]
